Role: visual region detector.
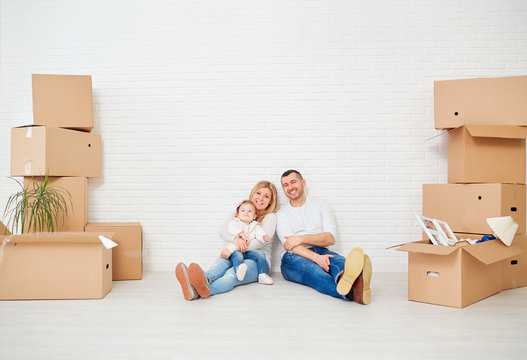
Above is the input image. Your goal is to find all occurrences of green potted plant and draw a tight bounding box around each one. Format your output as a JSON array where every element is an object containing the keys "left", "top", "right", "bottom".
[{"left": 2, "top": 174, "right": 72, "bottom": 234}]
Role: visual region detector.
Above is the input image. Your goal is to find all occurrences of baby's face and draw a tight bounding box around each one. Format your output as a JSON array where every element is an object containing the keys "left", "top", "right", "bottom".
[{"left": 237, "top": 203, "right": 257, "bottom": 224}]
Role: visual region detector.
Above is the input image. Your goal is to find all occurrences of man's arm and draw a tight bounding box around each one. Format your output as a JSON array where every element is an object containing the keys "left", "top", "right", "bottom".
[
  {"left": 283, "top": 232, "right": 334, "bottom": 251},
  {"left": 291, "top": 245, "right": 333, "bottom": 272}
]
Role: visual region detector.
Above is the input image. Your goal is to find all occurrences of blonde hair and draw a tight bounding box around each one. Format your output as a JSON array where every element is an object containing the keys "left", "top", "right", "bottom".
[{"left": 249, "top": 181, "right": 278, "bottom": 222}]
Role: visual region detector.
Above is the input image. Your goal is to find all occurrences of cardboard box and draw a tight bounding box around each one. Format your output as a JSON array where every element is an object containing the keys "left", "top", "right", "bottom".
[
  {"left": 502, "top": 235, "right": 527, "bottom": 290},
  {"left": 0, "top": 230, "right": 113, "bottom": 300},
  {"left": 23, "top": 177, "right": 88, "bottom": 232},
  {"left": 397, "top": 239, "right": 522, "bottom": 308},
  {"left": 423, "top": 183, "right": 526, "bottom": 234},
  {"left": 11, "top": 125, "right": 101, "bottom": 177},
  {"left": 32, "top": 74, "right": 93, "bottom": 132},
  {"left": 434, "top": 75, "right": 527, "bottom": 129},
  {"left": 85, "top": 222, "right": 142, "bottom": 280},
  {"left": 448, "top": 125, "right": 527, "bottom": 184}
]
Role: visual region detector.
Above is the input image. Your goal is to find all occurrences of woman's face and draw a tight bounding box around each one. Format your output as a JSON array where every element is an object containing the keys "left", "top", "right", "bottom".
[{"left": 251, "top": 187, "right": 272, "bottom": 211}]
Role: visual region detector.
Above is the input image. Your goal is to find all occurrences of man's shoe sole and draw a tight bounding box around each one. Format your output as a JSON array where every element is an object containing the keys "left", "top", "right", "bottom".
[
  {"left": 337, "top": 247, "right": 364, "bottom": 296},
  {"left": 188, "top": 263, "right": 211, "bottom": 298},
  {"left": 175, "top": 263, "right": 197, "bottom": 301},
  {"left": 353, "top": 254, "right": 372, "bottom": 305}
]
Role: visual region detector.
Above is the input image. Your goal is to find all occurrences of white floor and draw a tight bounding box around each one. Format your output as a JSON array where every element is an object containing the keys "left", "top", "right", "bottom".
[{"left": 1, "top": 271, "right": 526, "bottom": 360}]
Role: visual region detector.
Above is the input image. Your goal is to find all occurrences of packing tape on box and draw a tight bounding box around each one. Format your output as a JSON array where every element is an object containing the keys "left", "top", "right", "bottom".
[
  {"left": 0, "top": 237, "right": 11, "bottom": 265},
  {"left": 99, "top": 235, "right": 118, "bottom": 249},
  {"left": 24, "top": 161, "right": 31, "bottom": 175},
  {"left": 25, "top": 127, "right": 32, "bottom": 138}
]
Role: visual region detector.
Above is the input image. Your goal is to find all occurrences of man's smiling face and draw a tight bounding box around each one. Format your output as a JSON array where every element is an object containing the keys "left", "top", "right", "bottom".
[{"left": 281, "top": 173, "right": 306, "bottom": 201}]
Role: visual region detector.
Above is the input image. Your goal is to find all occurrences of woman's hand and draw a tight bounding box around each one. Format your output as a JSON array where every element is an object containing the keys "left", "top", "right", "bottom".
[
  {"left": 263, "top": 234, "right": 270, "bottom": 242},
  {"left": 220, "top": 248, "right": 232, "bottom": 259},
  {"left": 314, "top": 254, "right": 334, "bottom": 272},
  {"left": 233, "top": 233, "right": 249, "bottom": 252}
]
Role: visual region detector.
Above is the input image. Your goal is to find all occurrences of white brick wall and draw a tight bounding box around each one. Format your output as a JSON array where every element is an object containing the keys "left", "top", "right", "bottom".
[{"left": 1, "top": 0, "right": 526, "bottom": 272}]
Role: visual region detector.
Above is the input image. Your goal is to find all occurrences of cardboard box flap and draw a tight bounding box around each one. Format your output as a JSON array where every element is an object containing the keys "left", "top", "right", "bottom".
[
  {"left": 396, "top": 241, "right": 459, "bottom": 256},
  {"left": 2, "top": 232, "right": 114, "bottom": 245},
  {"left": 462, "top": 240, "right": 523, "bottom": 265},
  {"left": 0, "top": 221, "right": 11, "bottom": 236},
  {"left": 464, "top": 125, "right": 527, "bottom": 139}
]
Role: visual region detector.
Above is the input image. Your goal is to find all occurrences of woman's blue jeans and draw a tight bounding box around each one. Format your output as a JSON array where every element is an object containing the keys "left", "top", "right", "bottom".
[
  {"left": 231, "top": 250, "right": 269, "bottom": 275},
  {"left": 205, "top": 257, "right": 258, "bottom": 295},
  {"left": 280, "top": 246, "right": 348, "bottom": 300}
]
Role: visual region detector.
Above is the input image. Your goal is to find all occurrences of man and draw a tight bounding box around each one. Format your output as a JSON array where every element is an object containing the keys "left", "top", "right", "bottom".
[{"left": 276, "top": 169, "right": 372, "bottom": 304}]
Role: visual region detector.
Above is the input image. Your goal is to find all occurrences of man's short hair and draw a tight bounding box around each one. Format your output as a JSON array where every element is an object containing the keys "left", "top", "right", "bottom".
[{"left": 281, "top": 169, "right": 303, "bottom": 180}]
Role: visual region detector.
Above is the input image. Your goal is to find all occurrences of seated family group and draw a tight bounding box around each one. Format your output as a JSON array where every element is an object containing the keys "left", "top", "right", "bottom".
[{"left": 175, "top": 169, "right": 373, "bottom": 304}]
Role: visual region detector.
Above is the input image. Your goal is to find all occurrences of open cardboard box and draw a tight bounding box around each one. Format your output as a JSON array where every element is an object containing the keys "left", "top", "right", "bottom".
[
  {"left": 423, "top": 183, "right": 525, "bottom": 234},
  {"left": 24, "top": 177, "right": 88, "bottom": 232},
  {"left": 32, "top": 74, "right": 93, "bottom": 132},
  {"left": 448, "top": 125, "right": 527, "bottom": 184},
  {"left": 11, "top": 125, "right": 101, "bottom": 177},
  {"left": 397, "top": 239, "right": 523, "bottom": 308},
  {"left": 434, "top": 75, "right": 527, "bottom": 129},
  {"left": 85, "top": 222, "right": 143, "bottom": 280},
  {"left": 0, "top": 223, "right": 113, "bottom": 300}
]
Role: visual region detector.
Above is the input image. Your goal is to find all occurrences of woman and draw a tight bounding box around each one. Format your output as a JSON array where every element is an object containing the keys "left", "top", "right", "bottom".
[{"left": 175, "top": 180, "right": 278, "bottom": 300}]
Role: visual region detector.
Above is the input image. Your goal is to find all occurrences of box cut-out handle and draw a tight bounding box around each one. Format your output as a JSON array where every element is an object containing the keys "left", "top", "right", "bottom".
[
  {"left": 511, "top": 260, "right": 518, "bottom": 265},
  {"left": 511, "top": 207, "right": 517, "bottom": 212},
  {"left": 427, "top": 271, "right": 439, "bottom": 278}
]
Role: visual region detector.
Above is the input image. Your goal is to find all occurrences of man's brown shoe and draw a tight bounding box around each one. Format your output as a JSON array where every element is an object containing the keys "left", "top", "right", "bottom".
[
  {"left": 175, "top": 263, "right": 199, "bottom": 301},
  {"left": 188, "top": 263, "right": 211, "bottom": 299},
  {"left": 352, "top": 254, "right": 372, "bottom": 305},
  {"left": 337, "top": 247, "right": 364, "bottom": 296}
]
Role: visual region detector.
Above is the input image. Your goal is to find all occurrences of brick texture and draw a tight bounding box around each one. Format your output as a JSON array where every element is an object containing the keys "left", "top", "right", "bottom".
[{"left": 1, "top": 0, "right": 526, "bottom": 272}]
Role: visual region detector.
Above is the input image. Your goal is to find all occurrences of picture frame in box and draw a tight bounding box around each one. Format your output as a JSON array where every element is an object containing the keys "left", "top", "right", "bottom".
[
  {"left": 433, "top": 218, "right": 459, "bottom": 246},
  {"left": 415, "top": 214, "right": 449, "bottom": 246}
]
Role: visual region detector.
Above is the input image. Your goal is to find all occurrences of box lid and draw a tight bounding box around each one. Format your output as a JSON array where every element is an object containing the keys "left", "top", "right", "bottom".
[
  {"left": 462, "top": 239, "right": 523, "bottom": 265},
  {"left": 396, "top": 240, "right": 459, "bottom": 256},
  {"left": 464, "top": 125, "right": 527, "bottom": 139},
  {"left": 397, "top": 239, "right": 523, "bottom": 264},
  {"left": 0, "top": 232, "right": 114, "bottom": 244}
]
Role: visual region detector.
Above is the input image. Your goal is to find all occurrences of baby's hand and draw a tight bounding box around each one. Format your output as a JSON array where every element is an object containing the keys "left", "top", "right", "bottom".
[
  {"left": 263, "top": 234, "right": 270, "bottom": 242},
  {"left": 220, "top": 248, "right": 232, "bottom": 259}
]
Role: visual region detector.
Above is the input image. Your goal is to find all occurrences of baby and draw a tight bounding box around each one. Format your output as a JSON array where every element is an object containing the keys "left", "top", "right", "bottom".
[{"left": 222, "top": 200, "right": 274, "bottom": 284}]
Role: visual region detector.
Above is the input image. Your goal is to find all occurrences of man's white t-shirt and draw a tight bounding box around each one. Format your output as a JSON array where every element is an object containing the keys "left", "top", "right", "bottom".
[{"left": 276, "top": 196, "right": 337, "bottom": 258}]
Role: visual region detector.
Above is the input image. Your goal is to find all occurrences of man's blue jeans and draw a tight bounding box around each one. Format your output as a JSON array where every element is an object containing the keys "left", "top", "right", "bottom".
[
  {"left": 281, "top": 246, "right": 348, "bottom": 300},
  {"left": 205, "top": 257, "right": 258, "bottom": 295},
  {"left": 231, "top": 250, "right": 269, "bottom": 275}
]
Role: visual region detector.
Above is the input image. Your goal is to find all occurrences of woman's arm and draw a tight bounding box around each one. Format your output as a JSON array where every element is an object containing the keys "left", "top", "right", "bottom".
[{"left": 260, "top": 213, "right": 277, "bottom": 239}]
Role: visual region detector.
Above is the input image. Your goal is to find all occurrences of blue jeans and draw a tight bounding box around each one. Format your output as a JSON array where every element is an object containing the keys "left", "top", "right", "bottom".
[
  {"left": 281, "top": 246, "right": 348, "bottom": 300},
  {"left": 231, "top": 250, "right": 269, "bottom": 275},
  {"left": 205, "top": 257, "right": 258, "bottom": 295}
]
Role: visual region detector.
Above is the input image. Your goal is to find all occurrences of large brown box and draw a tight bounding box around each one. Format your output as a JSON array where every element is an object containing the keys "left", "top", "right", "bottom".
[
  {"left": 0, "top": 227, "right": 113, "bottom": 300},
  {"left": 24, "top": 177, "right": 88, "bottom": 232},
  {"left": 448, "top": 125, "right": 527, "bottom": 184},
  {"left": 32, "top": 74, "right": 93, "bottom": 132},
  {"left": 85, "top": 222, "right": 143, "bottom": 280},
  {"left": 434, "top": 75, "right": 527, "bottom": 129},
  {"left": 397, "top": 239, "right": 522, "bottom": 308},
  {"left": 11, "top": 125, "right": 101, "bottom": 177},
  {"left": 423, "top": 184, "right": 526, "bottom": 234}
]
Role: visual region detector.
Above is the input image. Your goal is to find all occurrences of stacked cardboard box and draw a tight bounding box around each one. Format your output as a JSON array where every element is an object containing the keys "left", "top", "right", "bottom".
[
  {"left": 2, "top": 75, "right": 142, "bottom": 299},
  {"left": 399, "top": 75, "right": 527, "bottom": 308}
]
